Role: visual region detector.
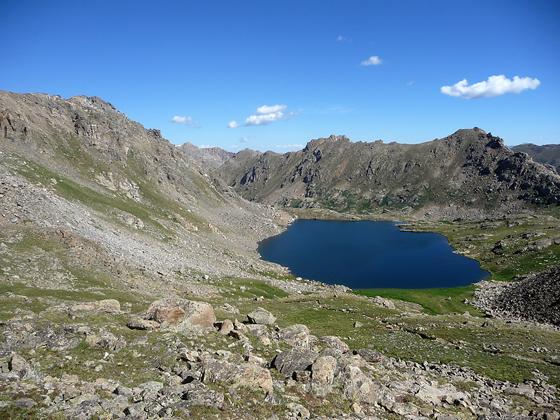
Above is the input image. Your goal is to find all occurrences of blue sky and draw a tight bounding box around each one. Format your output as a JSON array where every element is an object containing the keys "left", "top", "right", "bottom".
[{"left": 1, "top": 0, "right": 559, "bottom": 151}]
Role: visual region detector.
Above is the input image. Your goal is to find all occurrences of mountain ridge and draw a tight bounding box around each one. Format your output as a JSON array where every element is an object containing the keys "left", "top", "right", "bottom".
[{"left": 215, "top": 128, "right": 560, "bottom": 219}]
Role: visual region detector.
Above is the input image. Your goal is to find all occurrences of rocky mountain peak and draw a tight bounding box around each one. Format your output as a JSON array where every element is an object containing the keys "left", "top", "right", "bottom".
[
  {"left": 68, "top": 95, "right": 119, "bottom": 113},
  {"left": 303, "top": 135, "right": 350, "bottom": 152}
]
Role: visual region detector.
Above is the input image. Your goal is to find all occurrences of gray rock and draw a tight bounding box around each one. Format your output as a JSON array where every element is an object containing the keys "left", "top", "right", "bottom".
[
  {"left": 320, "top": 336, "right": 350, "bottom": 353},
  {"left": 278, "top": 324, "right": 310, "bottom": 347},
  {"left": 145, "top": 298, "right": 216, "bottom": 330},
  {"left": 247, "top": 307, "right": 276, "bottom": 325},
  {"left": 85, "top": 330, "right": 126, "bottom": 351},
  {"left": 182, "top": 387, "right": 225, "bottom": 409},
  {"left": 311, "top": 355, "right": 337, "bottom": 396},
  {"left": 8, "top": 353, "right": 32, "bottom": 379},
  {"left": 127, "top": 318, "right": 159, "bottom": 331},
  {"left": 218, "top": 319, "right": 234, "bottom": 335},
  {"left": 272, "top": 348, "right": 319, "bottom": 378}
]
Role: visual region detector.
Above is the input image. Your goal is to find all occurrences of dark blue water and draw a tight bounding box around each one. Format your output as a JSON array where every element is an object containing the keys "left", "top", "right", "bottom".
[{"left": 258, "top": 220, "right": 489, "bottom": 289}]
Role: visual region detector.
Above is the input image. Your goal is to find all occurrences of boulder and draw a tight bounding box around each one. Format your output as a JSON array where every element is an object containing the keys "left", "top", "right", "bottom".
[
  {"left": 201, "top": 357, "right": 273, "bottom": 394},
  {"left": 370, "top": 296, "right": 396, "bottom": 310},
  {"left": 355, "top": 348, "right": 384, "bottom": 363},
  {"left": 320, "top": 336, "right": 350, "bottom": 353},
  {"left": 286, "top": 403, "right": 310, "bottom": 419},
  {"left": 145, "top": 298, "right": 216, "bottom": 330},
  {"left": 237, "top": 363, "right": 274, "bottom": 394},
  {"left": 272, "top": 348, "right": 319, "bottom": 378},
  {"left": 278, "top": 324, "right": 310, "bottom": 347},
  {"left": 218, "top": 319, "right": 234, "bottom": 335},
  {"left": 311, "top": 355, "right": 337, "bottom": 396},
  {"left": 340, "top": 365, "right": 384, "bottom": 403},
  {"left": 182, "top": 387, "right": 225, "bottom": 409},
  {"left": 127, "top": 317, "right": 159, "bottom": 331},
  {"left": 85, "top": 331, "right": 126, "bottom": 351},
  {"left": 8, "top": 353, "right": 32, "bottom": 379},
  {"left": 246, "top": 307, "right": 276, "bottom": 325}
]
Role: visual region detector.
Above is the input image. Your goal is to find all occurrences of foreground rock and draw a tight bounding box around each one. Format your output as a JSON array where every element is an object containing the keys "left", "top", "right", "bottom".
[
  {"left": 145, "top": 298, "right": 216, "bottom": 331},
  {"left": 246, "top": 307, "right": 276, "bottom": 325}
]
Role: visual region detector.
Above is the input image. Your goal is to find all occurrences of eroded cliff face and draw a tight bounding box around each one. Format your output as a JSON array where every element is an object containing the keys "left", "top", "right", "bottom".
[{"left": 218, "top": 128, "right": 560, "bottom": 218}]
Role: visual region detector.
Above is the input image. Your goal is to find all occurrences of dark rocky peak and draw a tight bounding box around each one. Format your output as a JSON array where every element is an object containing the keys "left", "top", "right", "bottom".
[{"left": 484, "top": 133, "right": 506, "bottom": 150}]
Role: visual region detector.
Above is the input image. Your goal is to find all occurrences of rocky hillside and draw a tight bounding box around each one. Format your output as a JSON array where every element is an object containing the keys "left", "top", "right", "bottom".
[
  {"left": 475, "top": 266, "right": 560, "bottom": 326},
  {"left": 218, "top": 129, "right": 560, "bottom": 218},
  {"left": 513, "top": 143, "right": 560, "bottom": 172},
  {"left": 0, "top": 90, "right": 298, "bottom": 297}
]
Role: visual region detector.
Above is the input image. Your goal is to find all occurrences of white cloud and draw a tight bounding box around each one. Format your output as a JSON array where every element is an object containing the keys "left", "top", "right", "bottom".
[
  {"left": 336, "top": 35, "right": 349, "bottom": 42},
  {"left": 244, "top": 104, "right": 290, "bottom": 126},
  {"left": 361, "top": 55, "right": 382, "bottom": 66},
  {"left": 171, "top": 115, "right": 194, "bottom": 125},
  {"left": 227, "top": 120, "right": 239, "bottom": 129},
  {"left": 256, "top": 104, "right": 286, "bottom": 114},
  {"left": 406, "top": 80, "right": 415, "bottom": 87},
  {"left": 441, "top": 75, "right": 540, "bottom": 99}
]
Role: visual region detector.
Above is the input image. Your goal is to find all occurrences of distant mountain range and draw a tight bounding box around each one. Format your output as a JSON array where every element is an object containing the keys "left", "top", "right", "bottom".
[{"left": 201, "top": 129, "right": 560, "bottom": 218}]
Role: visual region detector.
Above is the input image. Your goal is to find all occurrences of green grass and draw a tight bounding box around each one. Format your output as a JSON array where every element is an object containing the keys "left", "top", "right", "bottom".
[
  {"left": 216, "top": 277, "right": 289, "bottom": 300},
  {"left": 235, "top": 294, "right": 560, "bottom": 386},
  {"left": 355, "top": 285, "right": 482, "bottom": 315},
  {"left": 405, "top": 217, "right": 560, "bottom": 281}
]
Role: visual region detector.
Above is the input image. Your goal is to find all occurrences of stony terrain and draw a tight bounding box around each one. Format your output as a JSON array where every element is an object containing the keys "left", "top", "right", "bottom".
[
  {"left": 513, "top": 144, "right": 560, "bottom": 173},
  {"left": 1, "top": 90, "right": 560, "bottom": 418},
  {"left": 474, "top": 266, "right": 560, "bottom": 326},
  {"left": 217, "top": 130, "right": 560, "bottom": 219}
]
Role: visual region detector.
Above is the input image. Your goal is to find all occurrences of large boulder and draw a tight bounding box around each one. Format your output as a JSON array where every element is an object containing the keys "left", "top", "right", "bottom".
[
  {"left": 246, "top": 307, "right": 276, "bottom": 325},
  {"left": 320, "top": 336, "right": 350, "bottom": 353},
  {"left": 145, "top": 298, "right": 216, "bottom": 331},
  {"left": 278, "top": 324, "right": 310, "bottom": 347},
  {"left": 272, "top": 348, "right": 318, "bottom": 378},
  {"left": 201, "top": 357, "right": 272, "bottom": 394},
  {"left": 340, "top": 365, "right": 385, "bottom": 403},
  {"left": 311, "top": 355, "right": 337, "bottom": 396}
]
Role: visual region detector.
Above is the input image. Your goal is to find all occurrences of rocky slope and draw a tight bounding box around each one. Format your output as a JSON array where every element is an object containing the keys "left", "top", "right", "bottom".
[
  {"left": 0, "top": 90, "right": 304, "bottom": 297},
  {"left": 218, "top": 129, "right": 560, "bottom": 219},
  {"left": 2, "top": 293, "right": 559, "bottom": 418},
  {"left": 513, "top": 143, "right": 560, "bottom": 172},
  {"left": 475, "top": 265, "right": 560, "bottom": 326}
]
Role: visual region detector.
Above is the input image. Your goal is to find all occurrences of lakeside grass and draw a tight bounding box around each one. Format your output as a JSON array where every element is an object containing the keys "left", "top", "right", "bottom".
[{"left": 355, "top": 285, "right": 482, "bottom": 315}]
